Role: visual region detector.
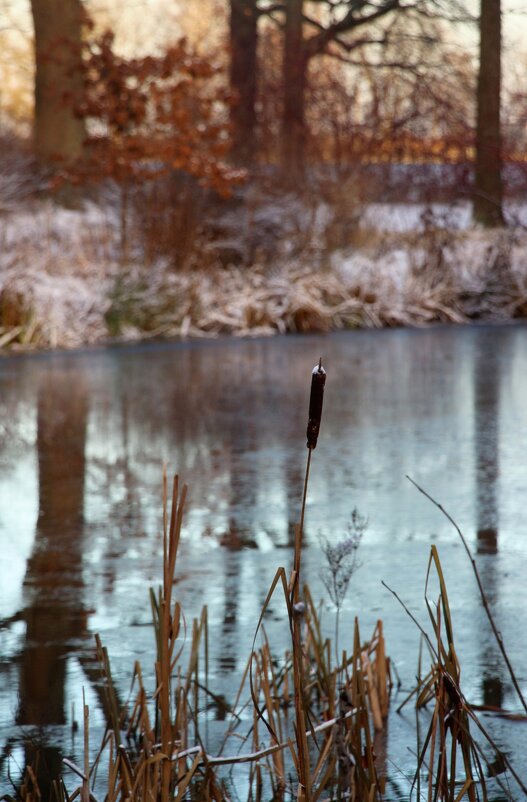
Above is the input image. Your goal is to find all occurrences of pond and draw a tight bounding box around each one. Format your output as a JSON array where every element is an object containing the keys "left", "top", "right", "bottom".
[{"left": 1, "top": 325, "right": 527, "bottom": 798}]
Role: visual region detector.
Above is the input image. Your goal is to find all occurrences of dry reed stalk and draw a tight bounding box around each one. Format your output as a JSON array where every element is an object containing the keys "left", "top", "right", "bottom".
[
  {"left": 261, "top": 642, "right": 286, "bottom": 784},
  {"left": 301, "top": 599, "right": 391, "bottom": 747},
  {"left": 126, "top": 662, "right": 155, "bottom": 745},
  {"left": 82, "top": 689, "right": 90, "bottom": 802},
  {"left": 20, "top": 422, "right": 527, "bottom": 802},
  {"left": 216, "top": 652, "right": 253, "bottom": 757},
  {"left": 157, "top": 475, "right": 186, "bottom": 799},
  {"left": 389, "top": 544, "right": 527, "bottom": 801},
  {"left": 351, "top": 619, "right": 382, "bottom": 800},
  {"left": 249, "top": 648, "right": 283, "bottom": 801},
  {"left": 251, "top": 667, "right": 263, "bottom": 802},
  {"left": 94, "top": 634, "right": 122, "bottom": 745},
  {"left": 310, "top": 731, "right": 336, "bottom": 800},
  {"left": 374, "top": 621, "right": 389, "bottom": 720},
  {"left": 16, "top": 449, "right": 394, "bottom": 802},
  {"left": 291, "top": 533, "right": 312, "bottom": 802},
  {"left": 86, "top": 474, "right": 215, "bottom": 801},
  {"left": 303, "top": 586, "right": 334, "bottom": 717},
  {"left": 289, "top": 360, "right": 327, "bottom": 802},
  {"left": 407, "top": 476, "right": 527, "bottom": 717},
  {"left": 363, "top": 657, "right": 383, "bottom": 733},
  {"left": 17, "top": 370, "right": 397, "bottom": 802}
]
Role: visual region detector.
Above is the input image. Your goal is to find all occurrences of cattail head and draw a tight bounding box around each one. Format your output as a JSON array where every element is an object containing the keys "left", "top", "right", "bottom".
[{"left": 306, "top": 357, "right": 326, "bottom": 449}]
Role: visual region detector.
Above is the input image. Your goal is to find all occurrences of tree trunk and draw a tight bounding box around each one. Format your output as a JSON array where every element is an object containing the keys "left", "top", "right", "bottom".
[
  {"left": 473, "top": 0, "right": 504, "bottom": 226},
  {"left": 30, "top": 0, "right": 86, "bottom": 165},
  {"left": 282, "top": 0, "right": 307, "bottom": 181},
  {"left": 229, "top": 0, "right": 258, "bottom": 165}
]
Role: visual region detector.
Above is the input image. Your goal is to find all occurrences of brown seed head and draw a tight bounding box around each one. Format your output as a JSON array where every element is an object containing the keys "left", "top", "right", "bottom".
[{"left": 306, "top": 358, "right": 326, "bottom": 449}]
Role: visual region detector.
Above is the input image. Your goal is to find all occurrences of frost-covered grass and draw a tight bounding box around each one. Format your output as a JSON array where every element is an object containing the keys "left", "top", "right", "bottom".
[
  {"left": 2, "top": 195, "right": 527, "bottom": 351},
  {"left": 0, "top": 201, "right": 120, "bottom": 348},
  {"left": 361, "top": 199, "right": 527, "bottom": 232}
]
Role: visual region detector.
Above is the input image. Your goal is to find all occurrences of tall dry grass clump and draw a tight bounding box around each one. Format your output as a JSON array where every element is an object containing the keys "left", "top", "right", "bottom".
[
  {"left": 13, "top": 361, "right": 394, "bottom": 801},
  {"left": 31, "top": 472, "right": 390, "bottom": 802},
  {"left": 13, "top": 362, "right": 525, "bottom": 802}
]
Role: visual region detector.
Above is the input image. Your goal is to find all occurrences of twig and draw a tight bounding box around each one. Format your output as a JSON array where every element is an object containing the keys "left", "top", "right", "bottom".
[
  {"left": 406, "top": 475, "right": 527, "bottom": 716},
  {"left": 381, "top": 581, "right": 438, "bottom": 665},
  {"left": 141, "top": 710, "right": 354, "bottom": 769},
  {"left": 384, "top": 559, "right": 526, "bottom": 797}
]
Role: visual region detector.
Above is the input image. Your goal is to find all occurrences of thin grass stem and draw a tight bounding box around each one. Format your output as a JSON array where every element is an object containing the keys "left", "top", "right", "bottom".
[{"left": 407, "top": 475, "right": 527, "bottom": 716}]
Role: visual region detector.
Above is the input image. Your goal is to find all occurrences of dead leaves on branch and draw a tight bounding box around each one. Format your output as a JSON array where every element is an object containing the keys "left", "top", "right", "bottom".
[{"left": 65, "top": 29, "right": 242, "bottom": 195}]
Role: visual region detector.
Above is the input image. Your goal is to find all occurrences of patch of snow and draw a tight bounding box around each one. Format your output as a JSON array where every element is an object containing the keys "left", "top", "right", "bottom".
[
  {"left": 360, "top": 202, "right": 474, "bottom": 232},
  {"left": 505, "top": 201, "right": 527, "bottom": 228},
  {"left": 332, "top": 247, "right": 412, "bottom": 296}
]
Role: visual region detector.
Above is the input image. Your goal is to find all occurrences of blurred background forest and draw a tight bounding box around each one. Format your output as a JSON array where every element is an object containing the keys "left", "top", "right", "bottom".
[{"left": 1, "top": 0, "right": 527, "bottom": 349}]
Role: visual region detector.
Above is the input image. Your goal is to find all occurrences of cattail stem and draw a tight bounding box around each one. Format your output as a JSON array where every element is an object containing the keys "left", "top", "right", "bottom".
[
  {"left": 290, "top": 446, "right": 313, "bottom": 802},
  {"left": 290, "top": 359, "right": 326, "bottom": 802},
  {"left": 293, "top": 446, "right": 312, "bottom": 605},
  {"left": 299, "top": 447, "right": 311, "bottom": 543}
]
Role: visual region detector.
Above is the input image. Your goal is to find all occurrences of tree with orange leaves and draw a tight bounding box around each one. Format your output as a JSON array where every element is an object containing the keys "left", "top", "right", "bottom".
[{"left": 76, "top": 29, "right": 241, "bottom": 196}]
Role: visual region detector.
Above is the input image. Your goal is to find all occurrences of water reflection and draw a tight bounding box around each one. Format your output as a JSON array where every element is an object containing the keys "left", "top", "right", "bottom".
[
  {"left": 1, "top": 328, "right": 527, "bottom": 797},
  {"left": 16, "top": 368, "right": 88, "bottom": 794},
  {"left": 477, "top": 556, "right": 505, "bottom": 711},
  {"left": 219, "top": 550, "right": 241, "bottom": 673},
  {"left": 472, "top": 334, "right": 506, "bottom": 711},
  {"left": 474, "top": 334, "right": 501, "bottom": 555},
  {"left": 284, "top": 456, "right": 304, "bottom": 547},
  {"left": 225, "top": 410, "right": 258, "bottom": 543}
]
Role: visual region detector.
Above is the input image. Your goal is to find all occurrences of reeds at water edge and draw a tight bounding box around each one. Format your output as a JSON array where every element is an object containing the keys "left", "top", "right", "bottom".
[{"left": 13, "top": 361, "right": 527, "bottom": 802}]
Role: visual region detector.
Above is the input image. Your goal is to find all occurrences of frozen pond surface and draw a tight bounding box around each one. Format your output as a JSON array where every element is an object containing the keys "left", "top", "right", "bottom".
[{"left": 1, "top": 325, "right": 527, "bottom": 797}]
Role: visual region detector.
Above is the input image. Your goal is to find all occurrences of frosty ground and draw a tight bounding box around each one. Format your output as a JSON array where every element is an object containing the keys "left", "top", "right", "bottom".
[{"left": 2, "top": 194, "right": 527, "bottom": 351}]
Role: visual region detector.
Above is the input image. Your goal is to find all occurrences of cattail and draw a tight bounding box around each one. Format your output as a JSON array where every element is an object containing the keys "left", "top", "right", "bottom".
[{"left": 306, "top": 358, "right": 326, "bottom": 449}]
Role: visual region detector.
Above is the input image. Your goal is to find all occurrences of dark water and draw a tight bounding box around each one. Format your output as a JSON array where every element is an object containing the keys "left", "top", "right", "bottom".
[{"left": 1, "top": 326, "right": 527, "bottom": 797}]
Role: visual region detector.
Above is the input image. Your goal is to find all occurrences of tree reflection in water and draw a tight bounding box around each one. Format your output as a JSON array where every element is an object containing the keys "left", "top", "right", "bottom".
[
  {"left": 474, "top": 335, "right": 501, "bottom": 557},
  {"left": 16, "top": 368, "right": 88, "bottom": 796},
  {"left": 1, "top": 330, "right": 527, "bottom": 797},
  {"left": 473, "top": 335, "right": 505, "bottom": 710}
]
